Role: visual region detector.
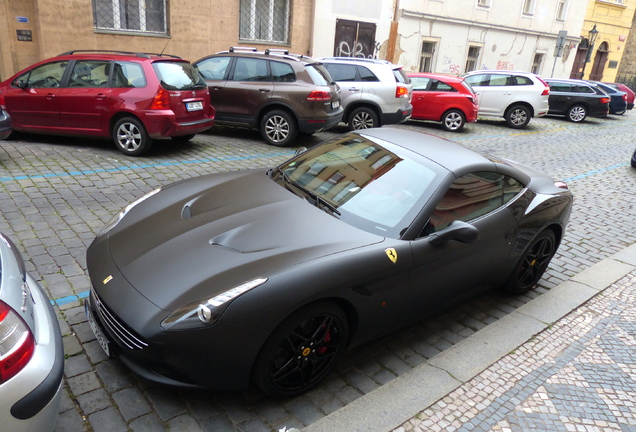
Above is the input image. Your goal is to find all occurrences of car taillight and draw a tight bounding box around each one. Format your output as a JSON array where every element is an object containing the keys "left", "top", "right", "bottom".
[
  {"left": 0, "top": 300, "right": 35, "bottom": 383},
  {"left": 623, "top": 94, "right": 628, "bottom": 101},
  {"left": 150, "top": 88, "right": 171, "bottom": 110},
  {"left": 306, "top": 91, "right": 331, "bottom": 101},
  {"left": 396, "top": 86, "right": 408, "bottom": 98},
  {"left": 554, "top": 181, "right": 569, "bottom": 190},
  {"left": 601, "top": 97, "right": 610, "bottom": 104},
  {"left": 536, "top": 77, "right": 550, "bottom": 96}
]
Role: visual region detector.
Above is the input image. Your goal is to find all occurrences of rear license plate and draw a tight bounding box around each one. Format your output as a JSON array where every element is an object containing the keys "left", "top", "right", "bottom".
[
  {"left": 332, "top": 100, "right": 340, "bottom": 109},
  {"left": 85, "top": 300, "right": 110, "bottom": 357},
  {"left": 186, "top": 101, "right": 204, "bottom": 112}
]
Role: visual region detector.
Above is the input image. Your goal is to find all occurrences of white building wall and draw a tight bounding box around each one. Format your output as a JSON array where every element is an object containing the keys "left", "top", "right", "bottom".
[{"left": 397, "top": 0, "right": 587, "bottom": 77}]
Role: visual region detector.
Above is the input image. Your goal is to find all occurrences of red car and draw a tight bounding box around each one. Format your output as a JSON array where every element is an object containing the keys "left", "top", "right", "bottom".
[
  {"left": 0, "top": 50, "right": 215, "bottom": 156},
  {"left": 407, "top": 72, "right": 479, "bottom": 132},
  {"left": 602, "top": 82, "right": 635, "bottom": 111}
]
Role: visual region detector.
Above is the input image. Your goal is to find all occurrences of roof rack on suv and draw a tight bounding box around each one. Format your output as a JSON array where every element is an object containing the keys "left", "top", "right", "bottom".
[
  {"left": 57, "top": 50, "right": 181, "bottom": 59},
  {"left": 265, "top": 48, "right": 289, "bottom": 55},
  {"left": 229, "top": 47, "right": 258, "bottom": 53}
]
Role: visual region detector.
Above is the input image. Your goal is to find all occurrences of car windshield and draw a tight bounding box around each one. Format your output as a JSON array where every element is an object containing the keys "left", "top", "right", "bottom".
[
  {"left": 152, "top": 61, "right": 207, "bottom": 90},
  {"left": 272, "top": 133, "right": 443, "bottom": 238}
]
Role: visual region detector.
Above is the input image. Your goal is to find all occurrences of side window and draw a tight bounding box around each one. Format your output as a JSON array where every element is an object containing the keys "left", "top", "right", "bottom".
[
  {"left": 112, "top": 61, "right": 146, "bottom": 88},
  {"left": 577, "top": 85, "right": 594, "bottom": 94},
  {"left": 358, "top": 66, "right": 379, "bottom": 82},
  {"left": 14, "top": 61, "right": 67, "bottom": 89},
  {"left": 271, "top": 61, "right": 296, "bottom": 82},
  {"left": 196, "top": 56, "right": 231, "bottom": 80},
  {"left": 489, "top": 75, "right": 511, "bottom": 86},
  {"left": 513, "top": 75, "right": 534, "bottom": 85},
  {"left": 464, "top": 74, "right": 488, "bottom": 86},
  {"left": 550, "top": 83, "right": 571, "bottom": 92},
  {"left": 411, "top": 77, "right": 430, "bottom": 91},
  {"left": 324, "top": 64, "right": 357, "bottom": 82},
  {"left": 69, "top": 61, "right": 110, "bottom": 87},
  {"left": 430, "top": 80, "right": 455, "bottom": 92},
  {"left": 503, "top": 175, "right": 524, "bottom": 203},
  {"left": 427, "top": 172, "right": 505, "bottom": 233},
  {"left": 231, "top": 58, "right": 269, "bottom": 82}
]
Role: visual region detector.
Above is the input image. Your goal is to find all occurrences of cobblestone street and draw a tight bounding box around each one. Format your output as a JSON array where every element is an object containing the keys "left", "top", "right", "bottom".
[{"left": 1, "top": 113, "right": 635, "bottom": 431}]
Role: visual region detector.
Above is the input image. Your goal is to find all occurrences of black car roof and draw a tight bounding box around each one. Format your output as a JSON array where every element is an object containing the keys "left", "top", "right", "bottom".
[{"left": 352, "top": 128, "right": 498, "bottom": 176}]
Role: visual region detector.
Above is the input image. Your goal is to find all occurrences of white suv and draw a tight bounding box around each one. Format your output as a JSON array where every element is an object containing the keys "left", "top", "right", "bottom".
[
  {"left": 463, "top": 70, "right": 550, "bottom": 129},
  {"left": 318, "top": 57, "right": 412, "bottom": 130}
]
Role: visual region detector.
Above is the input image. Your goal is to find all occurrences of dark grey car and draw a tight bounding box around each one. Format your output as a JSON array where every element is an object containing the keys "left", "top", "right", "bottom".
[
  {"left": 544, "top": 78, "right": 610, "bottom": 122},
  {"left": 194, "top": 47, "right": 343, "bottom": 147}
]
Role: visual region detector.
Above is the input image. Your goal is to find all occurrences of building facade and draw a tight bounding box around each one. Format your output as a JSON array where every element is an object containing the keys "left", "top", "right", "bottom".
[{"left": 0, "top": 0, "right": 314, "bottom": 81}]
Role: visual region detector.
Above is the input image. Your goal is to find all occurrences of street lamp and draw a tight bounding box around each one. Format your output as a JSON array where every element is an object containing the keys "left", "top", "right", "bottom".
[{"left": 581, "top": 24, "right": 599, "bottom": 79}]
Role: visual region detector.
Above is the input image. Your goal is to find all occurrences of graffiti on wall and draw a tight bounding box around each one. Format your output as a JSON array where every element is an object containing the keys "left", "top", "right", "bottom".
[
  {"left": 496, "top": 61, "right": 515, "bottom": 70},
  {"left": 441, "top": 55, "right": 461, "bottom": 75},
  {"left": 337, "top": 41, "right": 371, "bottom": 58}
]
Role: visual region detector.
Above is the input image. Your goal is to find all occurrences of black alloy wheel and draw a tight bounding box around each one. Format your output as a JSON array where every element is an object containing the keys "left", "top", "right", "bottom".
[
  {"left": 253, "top": 301, "right": 348, "bottom": 397},
  {"left": 113, "top": 117, "right": 152, "bottom": 156},
  {"left": 504, "top": 230, "right": 556, "bottom": 294},
  {"left": 567, "top": 104, "right": 587, "bottom": 122},
  {"left": 505, "top": 104, "right": 531, "bottom": 129},
  {"left": 348, "top": 107, "right": 379, "bottom": 130}
]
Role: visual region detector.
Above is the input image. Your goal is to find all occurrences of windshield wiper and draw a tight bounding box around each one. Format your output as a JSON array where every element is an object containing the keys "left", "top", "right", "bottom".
[{"left": 271, "top": 167, "right": 340, "bottom": 217}]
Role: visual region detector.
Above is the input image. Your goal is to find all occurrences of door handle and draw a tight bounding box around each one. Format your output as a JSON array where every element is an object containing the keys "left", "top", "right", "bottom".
[
  {"left": 259, "top": 89, "right": 271, "bottom": 93},
  {"left": 211, "top": 86, "right": 222, "bottom": 91},
  {"left": 95, "top": 94, "right": 107, "bottom": 100},
  {"left": 45, "top": 93, "right": 56, "bottom": 100}
]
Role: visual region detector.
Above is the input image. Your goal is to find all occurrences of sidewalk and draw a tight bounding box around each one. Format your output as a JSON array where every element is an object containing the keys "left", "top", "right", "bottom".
[{"left": 303, "top": 244, "right": 636, "bottom": 432}]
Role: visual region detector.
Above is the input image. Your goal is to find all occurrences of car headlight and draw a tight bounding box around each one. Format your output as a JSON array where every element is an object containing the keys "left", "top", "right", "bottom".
[
  {"left": 160, "top": 277, "right": 268, "bottom": 330},
  {"left": 98, "top": 188, "right": 161, "bottom": 236}
]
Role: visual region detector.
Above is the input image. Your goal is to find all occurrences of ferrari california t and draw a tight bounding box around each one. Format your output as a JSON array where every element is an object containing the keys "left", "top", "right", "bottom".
[{"left": 85, "top": 128, "right": 573, "bottom": 397}]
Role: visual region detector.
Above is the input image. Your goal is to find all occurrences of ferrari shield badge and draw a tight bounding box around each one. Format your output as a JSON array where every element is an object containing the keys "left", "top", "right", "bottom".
[
  {"left": 103, "top": 275, "right": 113, "bottom": 285},
  {"left": 385, "top": 248, "right": 398, "bottom": 263}
]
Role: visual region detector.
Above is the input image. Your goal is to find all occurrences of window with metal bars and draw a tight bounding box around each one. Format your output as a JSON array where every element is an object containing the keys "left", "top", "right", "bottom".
[
  {"left": 239, "top": 0, "right": 290, "bottom": 44},
  {"left": 531, "top": 53, "right": 544, "bottom": 74},
  {"left": 93, "top": 0, "right": 167, "bottom": 34},
  {"left": 419, "top": 41, "right": 435, "bottom": 73},
  {"left": 465, "top": 46, "right": 480, "bottom": 73}
]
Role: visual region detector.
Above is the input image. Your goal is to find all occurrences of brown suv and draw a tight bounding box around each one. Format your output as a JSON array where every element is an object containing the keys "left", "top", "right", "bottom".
[{"left": 193, "top": 48, "right": 343, "bottom": 146}]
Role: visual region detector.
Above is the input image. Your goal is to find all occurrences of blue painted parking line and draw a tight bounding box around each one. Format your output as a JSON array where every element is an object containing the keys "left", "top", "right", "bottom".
[
  {"left": 562, "top": 162, "right": 629, "bottom": 182},
  {"left": 52, "top": 290, "right": 90, "bottom": 307},
  {"left": 1, "top": 151, "right": 294, "bottom": 183}
]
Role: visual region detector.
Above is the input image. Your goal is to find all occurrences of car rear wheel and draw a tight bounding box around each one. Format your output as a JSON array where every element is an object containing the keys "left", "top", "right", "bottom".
[
  {"left": 113, "top": 117, "right": 152, "bottom": 156},
  {"left": 615, "top": 108, "right": 626, "bottom": 115},
  {"left": 348, "top": 107, "right": 379, "bottom": 130},
  {"left": 253, "top": 301, "right": 348, "bottom": 397},
  {"left": 503, "top": 230, "right": 556, "bottom": 294},
  {"left": 441, "top": 109, "right": 466, "bottom": 132},
  {"left": 567, "top": 105, "right": 587, "bottom": 122},
  {"left": 260, "top": 110, "right": 298, "bottom": 147},
  {"left": 505, "top": 104, "right": 531, "bottom": 129}
]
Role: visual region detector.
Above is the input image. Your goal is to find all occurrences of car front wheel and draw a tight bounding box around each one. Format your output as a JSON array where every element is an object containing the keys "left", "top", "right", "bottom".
[
  {"left": 505, "top": 104, "right": 531, "bottom": 129},
  {"left": 348, "top": 107, "right": 379, "bottom": 130},
  {"left": 503, "top": 229, "right": 556, "bottom": 294},
  {"left": 252, "top": 301, "right": 348, "bottom": 397},
  {"left": 441, "top": 109, "right": 466, "bottom": 132},
  {"left": 567, "top": 105, "right": 587, "bottom": 122},
  {"left": 260, "top": 110, "right": 298, "bottom": 147},
  {"left": 113, "top": 117, "right": 152, "bottom": 156}
]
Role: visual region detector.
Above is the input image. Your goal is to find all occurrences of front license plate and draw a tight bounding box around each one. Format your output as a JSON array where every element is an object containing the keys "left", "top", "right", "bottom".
[
  {"left": 331, "top": 100, "right": 340, "bottom": 109},
  {"left": 85, "top": 300, "right": 110, "bottom": 357},
  {"left": 186, "top": 101, "right": 204, "bottom": 112}
]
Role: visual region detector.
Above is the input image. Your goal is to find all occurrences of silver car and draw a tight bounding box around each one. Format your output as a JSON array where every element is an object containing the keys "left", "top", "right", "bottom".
[
  {"left": 0, "top": 232, "right": 63, "bottom": 431},
  {"left": 319, "top": 57, "right": 413, "bottom": 130}
]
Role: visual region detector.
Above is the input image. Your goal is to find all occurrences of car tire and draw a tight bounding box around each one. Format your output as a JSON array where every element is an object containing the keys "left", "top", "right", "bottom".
[
  {"left": 567, "top": 105, "right": 587, "bottom": 122},
  {"left": 171, "top": 134, "right": 196, "bottom": 142},
  {"left": 441, "top": 109, "right": 466, "bottom": 132},
  {"left": 348, "top": 107, "right": 380, "bottom": 130},
  {"left": 113, "top": 117, "right": 152, "bottom": 156},
  {"left": 615, "top": 108, "right": 626, "bottom": 116},
  {"left": 503, "top": 229, "right": 556, "bottom": 295},
  {"left": 260, "top": 110, "right": 298, "bottom": 147},
  {"left": 631, "top": 150, "right": 636, "bottom": 168},
  {"left": 252, "top": 301, "right": 348, "bottom": 397},
  {"left": 504, "top": 104, "right": 531, "bottom": 129}
]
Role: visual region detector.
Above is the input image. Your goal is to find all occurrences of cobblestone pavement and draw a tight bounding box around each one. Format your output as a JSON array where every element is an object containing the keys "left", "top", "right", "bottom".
[
  {"left": 0, "top": 113, "right": 634, "bottom": 431},
  {"left": 395, "top": 271, "right": 636, "bottom": 432}
]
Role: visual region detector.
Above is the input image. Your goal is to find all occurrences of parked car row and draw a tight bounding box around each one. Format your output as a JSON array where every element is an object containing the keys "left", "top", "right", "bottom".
[{"left": 0, "top": 49, "right": 633, "bottom": 156}]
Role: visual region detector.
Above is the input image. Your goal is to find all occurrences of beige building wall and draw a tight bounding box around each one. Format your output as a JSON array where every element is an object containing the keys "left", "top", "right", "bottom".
[{"left": 0, "top": 0, "right": 313, "bottom": 81}]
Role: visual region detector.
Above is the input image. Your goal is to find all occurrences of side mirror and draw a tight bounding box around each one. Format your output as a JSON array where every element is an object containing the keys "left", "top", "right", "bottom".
[
  {"left": 294, "top": 146, "right": 307, "bottom": 156},
  {"left": 15, "top": 79, "right": 28, "bottom": 90},
  {"left": 428, "top": 220, "right": 480, "bottom": 246}
]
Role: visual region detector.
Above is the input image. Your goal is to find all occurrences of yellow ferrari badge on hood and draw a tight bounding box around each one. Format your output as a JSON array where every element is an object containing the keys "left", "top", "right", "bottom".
[{"left": 385, "top": 248, "right": 398, "bottom": 263}]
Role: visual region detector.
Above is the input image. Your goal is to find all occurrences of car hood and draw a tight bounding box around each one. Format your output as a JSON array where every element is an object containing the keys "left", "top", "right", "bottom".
[{"left": 106, "top": 169, "right": 384, "bottom": 310}]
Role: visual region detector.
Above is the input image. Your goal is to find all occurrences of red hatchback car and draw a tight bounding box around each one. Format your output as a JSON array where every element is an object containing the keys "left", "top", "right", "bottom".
[
  {"left": 0, "top": 50, "right": 215, "bottom": 156},
  {"left": 407, "top": 72, "right": 478, "bottom": 132}
]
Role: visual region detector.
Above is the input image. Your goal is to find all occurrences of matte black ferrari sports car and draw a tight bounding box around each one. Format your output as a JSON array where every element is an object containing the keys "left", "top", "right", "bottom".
[{"left": 85, "top": 128, "right": 573, "bottom": 397}]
